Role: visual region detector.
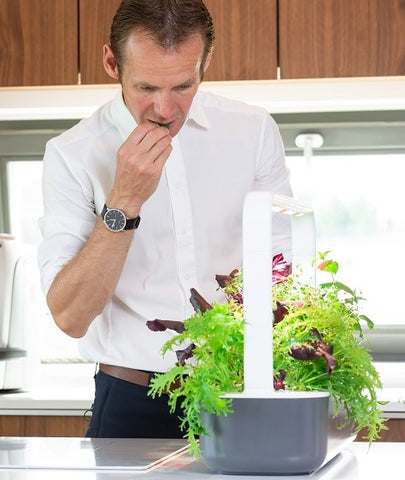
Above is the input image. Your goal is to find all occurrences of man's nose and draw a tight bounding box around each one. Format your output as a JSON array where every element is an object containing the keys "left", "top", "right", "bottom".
[{"left": 154, "top": 92, "right": 176, "bottom": 119}]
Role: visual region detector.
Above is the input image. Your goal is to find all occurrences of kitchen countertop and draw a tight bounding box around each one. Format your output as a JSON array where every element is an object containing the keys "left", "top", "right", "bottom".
[
  {"left": 0, "top": 387, "right": 404, "bottom": 418},
  {"left": 0, "top": 362, "right": 404, "bottom": 417},
  {"left": 0, "top": 437, "right": 403, "bottom": 479}
]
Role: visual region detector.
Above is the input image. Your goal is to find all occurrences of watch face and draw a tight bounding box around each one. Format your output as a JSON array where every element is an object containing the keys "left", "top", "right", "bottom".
[{"left": 104, "top": 208, "right": 126, "bottom": 232}]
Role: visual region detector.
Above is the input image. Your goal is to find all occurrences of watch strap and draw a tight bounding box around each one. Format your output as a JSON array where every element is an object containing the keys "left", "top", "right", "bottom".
[
  {"left": 125, "top": 215, "right": 141, "bottom": 230},
  {"left": 101, "top": 204, "right": 141, "bottom": 230}
]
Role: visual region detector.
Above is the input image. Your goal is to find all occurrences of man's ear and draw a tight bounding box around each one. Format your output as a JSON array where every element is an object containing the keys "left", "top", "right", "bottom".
[{"left": 103, "top": 44, "right": 119, "bottom": 80}]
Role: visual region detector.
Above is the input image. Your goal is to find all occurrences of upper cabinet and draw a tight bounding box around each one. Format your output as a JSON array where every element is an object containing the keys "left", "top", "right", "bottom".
[
  {"left": 79, "top": 0, "right": 121, "bottom": 85},
  {"left": 0, "top": 0, "right": 78, "bottom": 87},
  {"left": 1, "top": 0, "right": 404, "bottom": 87},
  {"left": 79, "top": 0, "right": 278, "bottom": 84},
  {"left": 203, "top": 0, "right": 278, "bottom": 81},
  {"left": 278, "top": 0, "right": 405, "bottom": 79}
]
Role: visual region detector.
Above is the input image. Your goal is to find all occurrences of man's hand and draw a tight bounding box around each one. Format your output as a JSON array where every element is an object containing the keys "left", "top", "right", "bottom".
[{"left": 107, "top": 122, "right": 172, "bottom": 217}]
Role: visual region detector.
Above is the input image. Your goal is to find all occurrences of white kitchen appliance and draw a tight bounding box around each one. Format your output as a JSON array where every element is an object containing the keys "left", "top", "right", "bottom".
[{"left": 0, "top": 234, "right": 31, "bottom": 390}]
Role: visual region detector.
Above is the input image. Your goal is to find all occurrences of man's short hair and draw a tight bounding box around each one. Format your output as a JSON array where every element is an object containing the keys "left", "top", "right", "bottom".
[{"left": 110, "top": 0, "right": 215, "bottom": 77}]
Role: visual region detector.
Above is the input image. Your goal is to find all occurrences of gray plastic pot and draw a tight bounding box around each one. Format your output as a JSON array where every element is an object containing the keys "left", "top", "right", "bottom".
[{"left": 199, "top": 392, "right": 354, "bottom": 475}]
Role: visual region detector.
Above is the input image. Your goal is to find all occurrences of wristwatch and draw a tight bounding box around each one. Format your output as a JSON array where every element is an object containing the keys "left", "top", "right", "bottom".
[{"left": 101, "top": 204, "right": 141, "bottom": 232}]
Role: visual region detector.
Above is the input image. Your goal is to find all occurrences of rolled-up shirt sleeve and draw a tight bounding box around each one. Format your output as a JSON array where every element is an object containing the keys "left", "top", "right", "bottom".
[{"left": 38, "top": 139, "right": 97, "bottom": 296}]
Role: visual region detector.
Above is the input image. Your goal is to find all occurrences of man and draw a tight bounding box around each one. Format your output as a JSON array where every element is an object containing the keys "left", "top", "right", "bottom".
[{"left": 38, "top": 0, "right": 292, "bottom": 438}]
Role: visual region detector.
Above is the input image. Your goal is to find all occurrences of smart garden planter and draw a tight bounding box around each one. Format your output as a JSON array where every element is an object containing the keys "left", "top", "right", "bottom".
[{"left": 199, "top": 192, "right": 355, "bottom": 475}]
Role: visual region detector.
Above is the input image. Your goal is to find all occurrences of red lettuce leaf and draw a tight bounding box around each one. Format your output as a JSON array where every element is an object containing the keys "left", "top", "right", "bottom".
[
  {"left": 273, "top": 369, "right": 287, "bottom": 390},
  {"left": 189, "top": 288, "right": 212, "bottom": 313},
  {"left": 176, "top": 343, "right": 196, "bottom": 365},
  {"left": 146, "top": 319, "right": 185, "bottom": 333},
  {"left": 215, "top": 269, "right": 240, "bottom": 289},
  {"left": 289, "top": 328, "right": 337, "bottom": 376},
  {"left": 273, "top": 300, "right": 304, "bottom": 324},
  {"left": 272, "top": 253, "right": 292, "bottom": 284}
]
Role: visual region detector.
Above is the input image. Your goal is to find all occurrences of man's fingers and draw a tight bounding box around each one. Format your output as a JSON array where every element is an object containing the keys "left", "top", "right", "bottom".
[
  {"left": 127, "top": 122, "right": 158, "bottom": 144},
  {"left": 126, "top": 123, "right": 171, "bottom": 152},
  {"left": 143, "top": 126, "right": 172, "bottom": 154},
  {"left": 153, "top": 142, "right": 173, "bottom": 168},
  {"left": 149, "top": 134, "right": 172, "bottom": 163}
]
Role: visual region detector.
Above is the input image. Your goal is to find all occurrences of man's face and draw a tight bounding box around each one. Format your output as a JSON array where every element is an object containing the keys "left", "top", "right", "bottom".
[{"left": 104, "top": 30, "right": 207, "bottom": 137}]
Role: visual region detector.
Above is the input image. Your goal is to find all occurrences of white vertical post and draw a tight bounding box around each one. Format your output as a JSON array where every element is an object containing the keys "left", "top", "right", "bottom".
[{"left": 242, "top": 192, "right": 274, "bottom": 395}]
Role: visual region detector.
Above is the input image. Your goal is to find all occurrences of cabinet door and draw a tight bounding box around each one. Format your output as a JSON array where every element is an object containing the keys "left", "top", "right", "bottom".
[
  {"left": 203, "top": 0, "right": 278, "bottom": 81},
  {"left": 79, "top": 0, "right": 121, "bottom": 85},
  {"left": 0, "top": 415, "right": 88, "bottom": 437},
  {"left": 279, "top": 0, "right": 405, "bottom": 79},
  {"left": 0, "top": 0, "right": 78, "bottom": 87}
]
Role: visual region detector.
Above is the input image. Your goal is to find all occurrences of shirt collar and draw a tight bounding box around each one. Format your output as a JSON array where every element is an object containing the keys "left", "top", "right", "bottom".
[
  {"left": 110, "top": 91, "right": 137, "bottom": 141},
  {"left": 186, "top": 90, "right": 210, "bottom": 130},
  {"left": 109, "top": 89, "right": 210, "bottom": 140}
]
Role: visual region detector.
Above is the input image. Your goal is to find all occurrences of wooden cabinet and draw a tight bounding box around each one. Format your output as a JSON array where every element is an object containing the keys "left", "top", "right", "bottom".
[
  {"left": 203, "top": 0, "right": 278, "bottom": 81},
  {"left": 0, "top": 415, "right": 404, "bottom": 441},
  {"left": 0, "top": 0, "right": 78, "bottom": 87},
  {"left": 77, "top": 0, "right": 405, "bottom": 82},
  {"left": 278, "top": 0, "right": 405, "bottom": 79},
  {"left": 0, "top": 415, "right": 88, "bottom": 437},
  {"left": 0, "top": 0, "right": 119, "bottom": 87},
  {"left": 1, "top": 0, "right": 278, "bottom": 86},
  {"left": 79, "top": 0, "right": 121, "bottom": 85},
  {"left": 2, "top": 0, "right": 405, "bottom": 87}
]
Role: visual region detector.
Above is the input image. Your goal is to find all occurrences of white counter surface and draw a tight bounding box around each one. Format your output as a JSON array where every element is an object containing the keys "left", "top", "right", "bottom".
[
  {"left": 0, "top": 387, "right": 93, "bottom": 416},
  {"left": 1, "top": 77, "right": 405, "bottom": 120},
  {"left": 0, "top": 362, "right": 404, "bottom": 417},
  {"left": 0, "top": 437, "right": 403, "bottom": 479},
  {"left": 0, "top": 364, "right": 95, "bottom": 415}
]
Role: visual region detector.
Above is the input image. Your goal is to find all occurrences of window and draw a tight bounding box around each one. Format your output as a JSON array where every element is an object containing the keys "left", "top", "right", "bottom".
[
  {"left": 286, "top": 153, "right": 405, "bottom": 326},
  {"left": 8, "top": 152, "right": 404, "bottom": 359},
  {"left": 2, "top": 111, "right": 404, "bottom": 365},
  {"left": 7, "top": 160, "right": 84, "bottom": 362}
]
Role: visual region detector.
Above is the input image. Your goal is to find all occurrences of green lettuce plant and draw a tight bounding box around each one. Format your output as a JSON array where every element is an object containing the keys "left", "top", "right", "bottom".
[{"left": 147, "top": 252, "right": 387, "bottom": 456}]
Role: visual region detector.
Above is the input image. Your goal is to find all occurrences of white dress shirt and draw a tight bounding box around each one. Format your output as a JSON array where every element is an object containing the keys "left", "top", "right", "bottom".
[{"left": 38, "top": 90, "right": 292, "bottom": 372}]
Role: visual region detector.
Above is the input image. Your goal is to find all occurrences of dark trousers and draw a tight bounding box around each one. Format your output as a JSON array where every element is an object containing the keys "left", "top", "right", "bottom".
[{"left": 85, "top": 370, "right": 184, "bottom": 438}]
